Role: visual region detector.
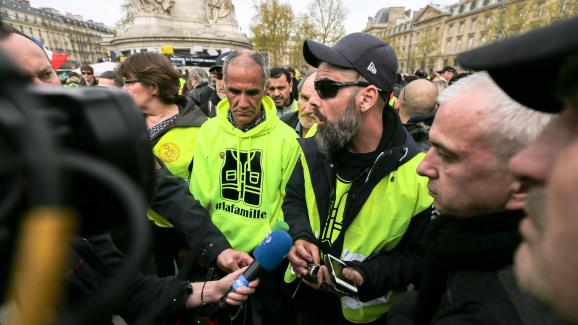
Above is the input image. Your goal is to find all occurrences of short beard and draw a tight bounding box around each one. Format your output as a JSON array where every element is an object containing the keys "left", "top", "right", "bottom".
[{"left": 314, "top": 96, "right": 361, "bottom": 155}]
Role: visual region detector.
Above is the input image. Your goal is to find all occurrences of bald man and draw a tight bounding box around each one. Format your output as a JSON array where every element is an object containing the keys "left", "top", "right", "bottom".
[
  {"left": 398, "top": 79, "right": 438, "bottom": 150},
  {"left": 0, "top": 28, "right": 60, "bottom": 86},
  {"left": 398, "top": 79, "right": 438, "bottom": 124}
]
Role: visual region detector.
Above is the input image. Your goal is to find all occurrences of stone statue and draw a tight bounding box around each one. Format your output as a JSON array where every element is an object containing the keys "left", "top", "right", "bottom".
[
  {"left": 205, "top": 0, "right": 237, "bottom": 25},
  {"left": 129, "top": 0, "right": 175, "bottom": 16}
]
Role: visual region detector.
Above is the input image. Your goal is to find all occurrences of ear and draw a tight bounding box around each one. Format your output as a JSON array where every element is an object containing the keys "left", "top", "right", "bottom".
[
  {"left": 150, "top": 83, "right": 159, "bottom": 95},
  {"left": 506, "top": 181, "right": 527, "bottom": 211},
  {"left": 358, "top": 85, "right": 379, "bottom": 113}
]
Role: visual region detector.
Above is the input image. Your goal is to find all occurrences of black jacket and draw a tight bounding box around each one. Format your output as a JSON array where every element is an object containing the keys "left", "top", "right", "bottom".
[
  {"left": 150, "top": 96, "right": 208, "bottom": 144},
  {"left": 388, "top": 211, "right": 563, "bottom": 325},
  {"left": 65, "top": 233, "right": 191, "bottom": 324},
  {"left": 151, "top": 168, "right": 231, "bottom": 267},
  {"left": 403, "top": 111, "right": 435, "bottom": 151},
  {"left": 186, "top": 85, "right": 215, "bottom": 118},
  {"left": 283, "top": 108, "right": 432, "bottom": 302},
  {"left": 280, "top": 110, "right": 299, "bottom": 131}
]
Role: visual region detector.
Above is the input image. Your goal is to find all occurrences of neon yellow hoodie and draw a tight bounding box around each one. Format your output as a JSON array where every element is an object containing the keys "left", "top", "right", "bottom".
[{"left": 189, "top": 96, "right": 301, "bottom": 252}]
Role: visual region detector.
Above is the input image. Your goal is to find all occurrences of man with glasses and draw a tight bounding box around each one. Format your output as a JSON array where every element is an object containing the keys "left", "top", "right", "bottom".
[
  {"left": 284, "top": 33, "right": 433, "bottom": 324},
  {"left": 79, "top": 64, "right": 97, "bottom": 87}
]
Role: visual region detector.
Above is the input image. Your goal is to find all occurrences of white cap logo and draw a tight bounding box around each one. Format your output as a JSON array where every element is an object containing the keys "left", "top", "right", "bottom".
[{"left": 367, "top": 62, "right": 377, "bottom": 75}]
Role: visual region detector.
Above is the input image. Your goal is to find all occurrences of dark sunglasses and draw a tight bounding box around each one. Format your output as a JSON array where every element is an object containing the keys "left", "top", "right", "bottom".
[
  {"left": 81, "top": 71, "right": 93, "bottom": 75},
  {"left": 121, "top": 79, "right": 140, "bottom": 87},
  {"left": 314, "top": 79, "right": 372, "bottom": 99}
]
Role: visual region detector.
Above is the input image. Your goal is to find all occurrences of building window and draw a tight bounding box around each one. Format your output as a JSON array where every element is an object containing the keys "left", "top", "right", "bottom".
[
  {"left": 459, "top": 21, "right": 465, "bottom": 33},
  {"left": 447, "top": 39, "right": 452, "bottom": 53},
  {"left": 483, "top": 0, "right": 490, "bottom": 5},
  {"left": 456, "top": 37, "right": 462, "bottom": 51},
  {"left": 481, "top": 35, "right": 487, "bottom": 46},
  {"left": 470, "top": 1, "right": 477, "bottom": 10},
  {"left": 471, "top": 19, "right": 477, "bottom": 31},
  {"left": 459, "top": 4, "right": 465, "bottom": 13},
  {"left": 485, "top": 16, "right": 491, "bottom": 25},
  {"left": 538, "top": 3, "right": 545, "bottom": 17},
  {"left": 561, "top": 0, "right": 568, "bottom": 13},
  {"left": 448, "top": 24, "right": 454, "bottom": 35},
  {"left": 467, "top": 36, "right": 474, "bottom": 49}
]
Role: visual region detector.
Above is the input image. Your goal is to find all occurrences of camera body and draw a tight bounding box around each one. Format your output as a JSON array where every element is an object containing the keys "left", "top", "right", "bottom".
[
  {"left": 0, "top": 84, "right": 154, "bottom": 298},
  {"left": 304, "top": 263, "right": 320, "bottom": 282}
]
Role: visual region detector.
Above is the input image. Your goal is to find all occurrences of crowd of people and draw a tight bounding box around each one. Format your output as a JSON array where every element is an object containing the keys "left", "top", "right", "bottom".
[{"left": 1, "top": 13, "right": 578, "bottom": 325}]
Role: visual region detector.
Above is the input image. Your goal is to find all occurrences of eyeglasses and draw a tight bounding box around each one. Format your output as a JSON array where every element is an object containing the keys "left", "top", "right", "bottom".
[
  {"left": 121, "top": 79, "right": 140, "bottom": 87},
  {"left": 81, "top": 72, "right": 93, "bottom": 75},
  {"left": 314, "top": 79, "right": 372, "bottom": 99}
]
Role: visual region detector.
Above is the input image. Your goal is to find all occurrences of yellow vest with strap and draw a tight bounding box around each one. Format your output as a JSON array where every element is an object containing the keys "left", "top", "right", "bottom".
[
  {"left": 284, "top": 153, "right": 433, "bottom": 323},
  {"left": 147, "top": 127, "right": 200, "bottom": 227}
]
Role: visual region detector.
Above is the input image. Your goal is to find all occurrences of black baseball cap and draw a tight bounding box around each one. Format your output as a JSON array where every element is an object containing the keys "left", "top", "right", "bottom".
[
  {"left": 303, "top": 32, "right": 398, "bottom": 94},
  {"left": 209, "top": 52, "right": 231, "bottom": 73},
  {"left": 458, "top": 15, "right": 578, "bottom": 113},
  {"left": 437, "top": 66, "right": 456, "bottom": 74}
]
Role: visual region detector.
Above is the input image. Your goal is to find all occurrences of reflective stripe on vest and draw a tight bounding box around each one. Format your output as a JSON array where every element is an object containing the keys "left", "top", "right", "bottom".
[{"left": 285, "top": 152, "right": 433, "bottom": 323}]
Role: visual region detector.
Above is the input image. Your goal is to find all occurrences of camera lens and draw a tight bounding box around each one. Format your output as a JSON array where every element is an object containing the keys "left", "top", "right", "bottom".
[{"left": 305, "top": 263, "right": 319, "bottom": 281}]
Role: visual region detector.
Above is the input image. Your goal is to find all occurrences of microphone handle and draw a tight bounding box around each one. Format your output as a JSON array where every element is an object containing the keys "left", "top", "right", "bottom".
[{"left": 217, "top": 261, "right": 262, "bottom": 309}]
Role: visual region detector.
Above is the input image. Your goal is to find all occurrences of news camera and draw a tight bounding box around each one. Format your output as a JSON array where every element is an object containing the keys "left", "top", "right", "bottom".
[{"left": 0, "top": 47, "right": 154, "bottom": 324}]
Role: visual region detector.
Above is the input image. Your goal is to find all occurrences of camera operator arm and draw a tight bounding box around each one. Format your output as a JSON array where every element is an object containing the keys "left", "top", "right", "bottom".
[{"left": 151, "top": 167, "right": 232, "bottom": 267}]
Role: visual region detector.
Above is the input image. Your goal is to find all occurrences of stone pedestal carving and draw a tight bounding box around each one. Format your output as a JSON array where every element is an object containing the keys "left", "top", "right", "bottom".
[{"left": 111, "top": 0, "right": 250, "bottom": 59}]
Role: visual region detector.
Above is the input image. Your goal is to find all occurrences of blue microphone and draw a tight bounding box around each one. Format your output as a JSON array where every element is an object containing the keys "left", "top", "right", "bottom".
[{"left": 218, "top": 230, "right": 292, "bottom": 308}]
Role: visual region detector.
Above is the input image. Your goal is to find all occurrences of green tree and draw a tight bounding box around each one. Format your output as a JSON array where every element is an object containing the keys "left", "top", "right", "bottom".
[
  {"left": 289, "top": 13, "right": 317, "bottom": 69},
  {"left": 250, "top": 0, "right": 295, "bottom": 66},
  {"left": 306, "top": 0, "right": 348, "bottom": 45}
]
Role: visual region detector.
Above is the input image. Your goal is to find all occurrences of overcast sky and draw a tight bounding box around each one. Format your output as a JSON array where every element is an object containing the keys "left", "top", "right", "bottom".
[{"left": 29, "top": 0, "right": 457, "bottom": 35}]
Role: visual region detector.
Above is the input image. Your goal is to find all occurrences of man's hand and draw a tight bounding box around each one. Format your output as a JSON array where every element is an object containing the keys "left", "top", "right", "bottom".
[
  {"left": 288, "top": 239, "right": 331, "bottom": 289},
  {"left": 342, "top": 267, "right": 364, "bottom": 286},
  {"left": 216, "top": 248, "right": 253, "bottom": 272},
  {"left": 287, "top": 239, "right": 320, "bottom": 276}
]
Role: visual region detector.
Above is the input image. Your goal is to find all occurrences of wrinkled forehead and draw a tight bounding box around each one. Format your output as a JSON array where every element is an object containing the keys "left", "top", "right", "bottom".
[{"left": 316, "top": 62, "right": 358, "bottom": 81}]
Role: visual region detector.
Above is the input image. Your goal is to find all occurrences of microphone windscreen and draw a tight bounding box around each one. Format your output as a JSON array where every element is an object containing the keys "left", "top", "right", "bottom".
[{"left": 253, "top": 230, "right": 292, "bottom": 271}]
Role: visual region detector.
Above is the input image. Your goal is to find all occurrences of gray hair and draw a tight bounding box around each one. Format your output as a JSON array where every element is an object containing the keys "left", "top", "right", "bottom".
[
  {"left": 438, "top": 71, "right": 554, "bottom": 163},
  {"left": 187, "top": 68, "right": 210, "bottom": 89},
  {"left": 223, "top": 50, "right": 270, "bottom": 87}
]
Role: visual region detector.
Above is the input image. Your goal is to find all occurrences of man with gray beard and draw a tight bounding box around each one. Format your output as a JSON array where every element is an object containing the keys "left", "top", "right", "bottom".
[{"left": 283, "top": 33, "right": 433, "bottom": 324}]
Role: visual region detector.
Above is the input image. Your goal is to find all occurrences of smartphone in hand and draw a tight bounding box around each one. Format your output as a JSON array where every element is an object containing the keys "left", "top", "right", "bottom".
[{"left": 326, "top": 254, "right": 358, "bottom": 295}]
